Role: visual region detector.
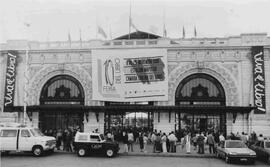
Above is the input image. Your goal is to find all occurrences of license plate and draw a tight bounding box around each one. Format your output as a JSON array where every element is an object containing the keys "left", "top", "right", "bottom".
[{"left": 240, "top": 158, "right": 247, "bottom": 161}]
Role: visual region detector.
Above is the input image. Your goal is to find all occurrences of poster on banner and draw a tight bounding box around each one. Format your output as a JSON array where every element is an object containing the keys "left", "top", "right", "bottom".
[
  {"left": 252, "top": 46, "right": 266, "bottom": 114},
  {"left": 92, "top": 49, "right": 168, "bottom": 102},
  {"left": 3, "top": 51, "right": 18, "bottom": 112}
]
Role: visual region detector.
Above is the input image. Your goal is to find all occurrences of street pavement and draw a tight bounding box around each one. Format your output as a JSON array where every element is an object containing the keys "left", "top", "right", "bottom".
[
  {"left": 117, "top": 142, "right": 215, "bottom": 158},
  {"left": 1, "top": 143, "right": 269, "bottom": 167},
  {"left": 1, "top": 152, "right": 269, "bottom": 167}
]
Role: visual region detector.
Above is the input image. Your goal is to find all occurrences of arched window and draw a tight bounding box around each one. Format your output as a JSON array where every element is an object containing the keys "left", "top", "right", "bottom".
[
  {"left": 175, "top": 73, "right": 225, "bottom": 105},
  {"left": 40, "top": 75, "right": 84, "bottom": 105}
]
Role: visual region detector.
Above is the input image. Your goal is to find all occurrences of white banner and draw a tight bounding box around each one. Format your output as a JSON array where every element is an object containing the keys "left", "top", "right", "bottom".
[{"left": 92, "top": 49, "right": 168, "bottom": 102}]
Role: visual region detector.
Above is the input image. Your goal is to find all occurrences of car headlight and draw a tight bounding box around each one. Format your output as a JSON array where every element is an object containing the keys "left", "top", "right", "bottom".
[
  {"left": 249, "top": 152, "right": 256, "bottom": 156},
  {"left": 229, "top": 152, "right": 237, "bottom": 155}
]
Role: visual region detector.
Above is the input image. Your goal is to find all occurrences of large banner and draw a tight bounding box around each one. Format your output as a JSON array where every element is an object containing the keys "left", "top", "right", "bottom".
[
  {"left": 92, "top": 49, "right": 168, "bottom": 102},
  {"left": 3, "top": 51, "right": 18, "bottom": 112},
  {"left": 252, "top": 46, "right": 266, "bottom": 114}
]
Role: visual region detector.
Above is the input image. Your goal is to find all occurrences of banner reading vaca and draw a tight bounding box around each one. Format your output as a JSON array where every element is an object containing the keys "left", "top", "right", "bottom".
[
  {"left": 3, "top": 51, "right": 18, "bottom": 112},
  {"left": 252, "top": 46, "right": 266, "bottom": 114},
  {"left": 92, "top": 49, "right": 168, "bottom": 102}
]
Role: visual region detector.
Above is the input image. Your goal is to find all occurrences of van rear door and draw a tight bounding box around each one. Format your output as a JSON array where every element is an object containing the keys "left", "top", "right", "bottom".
[{"left": 0, "top": 129, "right": 18, "bottom": 151}]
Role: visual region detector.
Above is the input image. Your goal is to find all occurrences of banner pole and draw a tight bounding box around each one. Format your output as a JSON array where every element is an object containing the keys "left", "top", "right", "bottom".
[{"left": 23, "top": 47, "right": 29, "bottom": 125}]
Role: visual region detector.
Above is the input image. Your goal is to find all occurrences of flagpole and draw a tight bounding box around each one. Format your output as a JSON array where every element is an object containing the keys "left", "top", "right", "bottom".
[
  {"left": 129, "top": 0, "right": 131, "bottom": 39},
  {"left": 163, "top": 6, "right": 166, "bottom": 37},
  {"left": 23, "top": 22, "right": 31, "bottom": 126},
  {"left": 79, "top": 29, "right": 82, "bottom": 48}
]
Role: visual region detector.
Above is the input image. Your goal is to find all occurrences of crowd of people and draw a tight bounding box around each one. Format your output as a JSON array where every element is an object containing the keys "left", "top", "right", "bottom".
[
  {"left": 44, "top": 127, "right": 265, "bottom": 155},
  {"left": 105, "top": 128, "right": 266, "bottom": 155},
  {"left": 44, "top": 128, "right": 80, "bottom": 152}
]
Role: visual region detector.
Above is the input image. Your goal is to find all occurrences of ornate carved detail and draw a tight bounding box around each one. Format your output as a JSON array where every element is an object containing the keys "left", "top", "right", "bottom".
[
  {"left": 81, "top": 65, "right": 92, "bottom": 77},
  {"left": 27, "top": 64, "right": 93, "bottom": 106},
  {"left": 28, "top": 66, "right": 43, "bottom": 79},
  {"left": 221, "top": 64, "right": 239, "bottom": 79},
  {"left": 169, "top": 62, "right": 239, "bottom": 106}
]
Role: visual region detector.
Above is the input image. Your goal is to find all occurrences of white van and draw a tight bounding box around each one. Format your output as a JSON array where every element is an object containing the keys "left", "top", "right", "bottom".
[{"left": 0, "top": 123, "right": 56, "bottom": 156}]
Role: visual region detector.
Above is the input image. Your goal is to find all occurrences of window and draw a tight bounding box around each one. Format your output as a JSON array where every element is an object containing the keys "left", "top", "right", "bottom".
[
  {"left": 226, "top": 141, "right": 246, "bottom": 148},
  {"left": 90, "top": 135, "right": 100, "bottom": 142},
  {"left": 1, "top": 130, "right": 17, "bottom": 137},
  {"left": 265, "top": 142, "right": 270, "bottom": 148},
  {"left": 175, "top": 73, "right": 225, "bottom": 105},
  {"left": 255, "top": 141, "right": 261, "bottom": 147},
  {"left": 30, "top": 129, "right": 44, "bottom": 137},
  {"left": 78, "top": 135, "right": 88, "bottom": 141},
  {"left": 21, "top": 130, "right": 31, "bottom": 137}
]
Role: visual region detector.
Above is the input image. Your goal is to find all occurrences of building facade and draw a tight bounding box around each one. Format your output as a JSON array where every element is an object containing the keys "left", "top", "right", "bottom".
[{"left": 1, "top": 32, "right": 270, "bottom": 137}]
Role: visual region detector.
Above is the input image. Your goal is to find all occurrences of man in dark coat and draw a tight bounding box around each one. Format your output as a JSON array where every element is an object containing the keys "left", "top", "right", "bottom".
[{"left": 197, "top": 132, "right": 205, "bottom": 154}]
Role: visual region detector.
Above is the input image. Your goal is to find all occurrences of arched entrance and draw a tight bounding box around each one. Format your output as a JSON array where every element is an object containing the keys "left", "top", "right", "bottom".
[
  {"left": 39, "top": 75, "right": 85, "bottom": 132},
  {"left": 175, "top": 73, "right": 226, "bottom": 134}
]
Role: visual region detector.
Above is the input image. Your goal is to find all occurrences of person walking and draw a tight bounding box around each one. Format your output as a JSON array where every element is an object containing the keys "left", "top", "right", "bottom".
[
  {"left": 127, "top": 130, "right": 134, "bottom": 152},
  {"left": 206, "top": 132, "right": 216, "bottom": 154},
  {"left": 161, "top": 133, "right": 167, "bottom": 153},
  {"left": 66, "top": 130, "right": 73, "bottom": 152},
  {"left": 156, "top": 133, "right": 162, "bottom": 153},
  {"left": 197, "top": 132, "right": 205, "bottom": 154},
  {"left": 168, "top": 131, "right": 177, "bottom": 153},
  {"left": 184, "top": 132, "right": 191, "bottom": 154},
  {"left": 143, "top": 133, "right": 148, "bottom": 152},
  {"left": 122, "top": 131, "right": 128, "bottom": 153},
  {"left": 139, "top": 132, "right": 144, "bottom": 152},
  {"left": 56, "top": 129, "right": 62, "bottom": 150},
  {"left": 219, "top": 132, "right": 225, "bottom": 147},
  {"left": 151, "top": 132, "right": 157, "bottom": 153}
]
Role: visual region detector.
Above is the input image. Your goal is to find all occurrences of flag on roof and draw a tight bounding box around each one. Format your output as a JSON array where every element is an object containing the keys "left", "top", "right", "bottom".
[
  {"left": 182, "top": 26, "right": 185, "bottom": 39},
  {"left": 194, "top": 26, "right": 197, "bottom": 38},
  {"left": 98, "top": 26, "right": 107, "bottom": 39},
  {"left": 129, "top": 18, "right": 138, "bottom": 31}
]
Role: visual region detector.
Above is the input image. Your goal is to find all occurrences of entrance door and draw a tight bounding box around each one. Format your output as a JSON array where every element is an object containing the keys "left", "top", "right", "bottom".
[
  {"left": 39, "top": 112, "right": 83, "bottom": 133},
  {"left": 199, "top": 118, "right": 207, "bottom": 133}
]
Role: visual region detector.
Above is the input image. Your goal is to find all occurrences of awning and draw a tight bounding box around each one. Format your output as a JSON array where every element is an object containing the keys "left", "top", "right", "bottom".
[{"left": 5, "top": 105, "right": 256, "bottom": 114}]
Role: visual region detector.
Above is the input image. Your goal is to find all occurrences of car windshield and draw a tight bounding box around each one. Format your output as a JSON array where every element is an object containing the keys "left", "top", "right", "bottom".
[
  {"left": 265, "top": 142, "right": 270, "bottom": 148},
  {"left": 30, "top": 129, "right": 44, "bottom": 137},
  {"left": 226, "top": 141, "right": 247, "bottom": 148},
  {"left": 100, "top": 134, "right": 105, "bottom": 141}
]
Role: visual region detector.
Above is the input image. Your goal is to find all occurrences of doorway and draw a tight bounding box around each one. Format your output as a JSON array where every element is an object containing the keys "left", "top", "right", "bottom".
[{"left": 39, "top": 112, "right": 84, "bottom": 132}]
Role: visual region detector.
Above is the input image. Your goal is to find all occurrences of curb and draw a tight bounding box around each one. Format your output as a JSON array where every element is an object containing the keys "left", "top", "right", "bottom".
[
  {"left": 54, "top": 151, "right": 215, "bottom": 158},
  {"left": 119, "top": 152, "right": 215, "bottom": 158}
]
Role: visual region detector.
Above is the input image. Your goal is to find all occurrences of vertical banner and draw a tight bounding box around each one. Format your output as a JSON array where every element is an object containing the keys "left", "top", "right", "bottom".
[
  {"left": 3, "top": 51, "right": 18, "bottom": 112},
  {"left": 92, "top": 49, "right": 168, "bottom": 102},
  {"left": 252, "top": 46, "right": 266, "bottom": 114}
]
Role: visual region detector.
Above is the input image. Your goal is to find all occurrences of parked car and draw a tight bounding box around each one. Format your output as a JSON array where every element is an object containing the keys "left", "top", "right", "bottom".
[
  {"left": 73, "top": 132, "right": 119, "bottom": 157},
  {"left": 216, "top": 140, "right": 256, "bottom": 164},
  {"left": 250, "top": 139, "right": 270, "bottom": 163},
  {"left": 0, "top": 123, "right": 56, "bottom": 156}
]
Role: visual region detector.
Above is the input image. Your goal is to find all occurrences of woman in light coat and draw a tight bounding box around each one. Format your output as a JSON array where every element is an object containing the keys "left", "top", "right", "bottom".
[
  {"left": 161, "top": 133, "right": 167, "bottom": 153},
  {"left": 184, "top": 132, "right": 191, "bottom": 154}
]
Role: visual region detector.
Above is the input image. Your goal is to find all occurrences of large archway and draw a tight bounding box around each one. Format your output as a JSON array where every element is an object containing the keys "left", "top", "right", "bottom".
[
  {"left": 175, "top": 73, "right": 226, "bottom": 134},
  {"left": 39, "top": 75, "right": 85, "bottom": 132}
]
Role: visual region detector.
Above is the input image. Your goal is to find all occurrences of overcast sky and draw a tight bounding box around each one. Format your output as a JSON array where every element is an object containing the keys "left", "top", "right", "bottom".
[{"left": 0, "top": 0, "right": 270, "bottom": 43}]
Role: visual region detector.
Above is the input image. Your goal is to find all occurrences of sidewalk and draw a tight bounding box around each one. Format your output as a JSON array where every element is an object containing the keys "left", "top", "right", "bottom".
[
  {"left": 55, "top": 142, "right": 216, "bottom": 158},
  {"left": 117, "top": 142, "right": 216, "bottom": 158}
]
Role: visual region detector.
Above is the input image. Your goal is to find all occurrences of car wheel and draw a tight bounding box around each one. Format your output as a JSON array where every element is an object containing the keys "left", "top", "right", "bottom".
[
  {"left": 106, "top": 149, "right": 114, "bottom": 158},
  {"left": 249, "top": 159, "right": 255, "bottom": 165},
  {"left": 32, "top": 146, "right": 43, "bottom": 157},
  {"left": 1, "top": 151, "right": 9, "bottom": 156},
  {"left": 77, "top": 148, "right": 87, "bottom": 157},
  {"left": 267, "top": 155, "right": 270, "bottom": 164},
  {"left": 215, "top": 152, "right": 219, "bottom": 158},
  {"left": 225, "top": 155, "right": 231, "bottom": 164}
]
